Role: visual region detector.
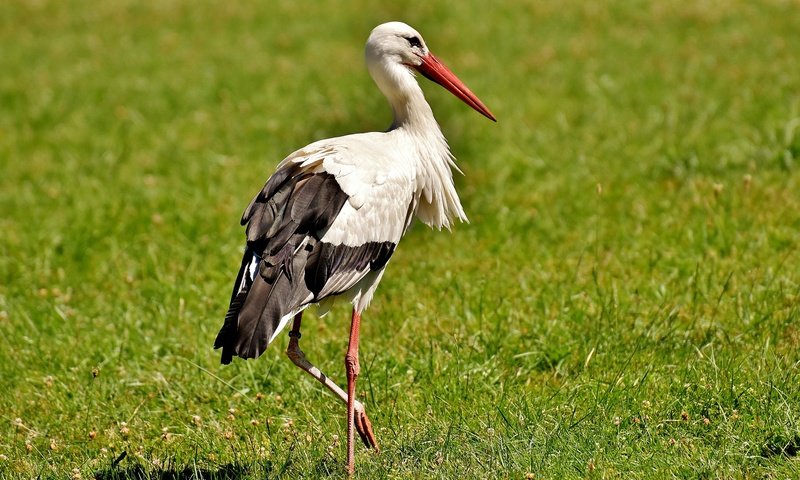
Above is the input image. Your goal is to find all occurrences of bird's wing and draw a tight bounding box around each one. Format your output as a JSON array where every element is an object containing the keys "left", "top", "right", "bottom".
[
  {"left": 215, "top": 139, "right": 413, "bottom": 363},
  {"left": 216, "top": 156, "right": 349, "bottom": 363}
]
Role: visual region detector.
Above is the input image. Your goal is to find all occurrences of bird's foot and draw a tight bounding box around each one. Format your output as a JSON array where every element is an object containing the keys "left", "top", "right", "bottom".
[{"left": 353, "top": 401, "right": 379, "bottom": 452}]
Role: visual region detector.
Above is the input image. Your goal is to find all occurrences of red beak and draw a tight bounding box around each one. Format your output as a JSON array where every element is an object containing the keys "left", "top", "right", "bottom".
[{"left": 416, "top": 53, "right": 497, "bottom": 122}]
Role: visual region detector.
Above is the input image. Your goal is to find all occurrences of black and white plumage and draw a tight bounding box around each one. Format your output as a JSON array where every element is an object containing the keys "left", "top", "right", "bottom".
[{"left": 214, "top": 21, "right": 494, "bottom": 474}]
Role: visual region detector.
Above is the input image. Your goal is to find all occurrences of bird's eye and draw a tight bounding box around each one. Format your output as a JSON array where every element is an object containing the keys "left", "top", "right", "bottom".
[{"left": 406, "top": 36, "right": 422, "bottom": 49}]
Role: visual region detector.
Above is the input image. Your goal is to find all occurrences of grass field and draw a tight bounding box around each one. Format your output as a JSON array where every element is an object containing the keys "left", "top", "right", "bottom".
[{"left": 2, "top": 0, "right": 800, "bottom": 478}]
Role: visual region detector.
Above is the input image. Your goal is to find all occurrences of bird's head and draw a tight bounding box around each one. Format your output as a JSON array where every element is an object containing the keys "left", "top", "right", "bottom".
[
  {"left": 366, "top": 22, "right": 496, "bottom": 122},
  {"left": 366, "top": 22, "right": 430, "bottom": 69}
]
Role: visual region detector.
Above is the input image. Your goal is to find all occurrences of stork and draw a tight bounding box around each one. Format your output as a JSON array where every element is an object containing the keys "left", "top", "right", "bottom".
[{"left": 214, "top": 21, "right": 495, "bottom": 474}]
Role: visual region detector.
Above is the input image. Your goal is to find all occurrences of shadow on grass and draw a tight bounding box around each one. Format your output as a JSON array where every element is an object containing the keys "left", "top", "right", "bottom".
[
  {"left": 94, "top": 463, "right": 248, "bottom": 480},
  {"left": 761, "top": 434, "right": 800, "bottom": 458},
  {"left": 93, "top": 452, "right": 253, "bottom": 480}
]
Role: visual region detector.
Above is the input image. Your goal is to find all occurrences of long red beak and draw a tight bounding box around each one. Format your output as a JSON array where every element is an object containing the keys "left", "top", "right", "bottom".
[{"left": 416, "top": 53, "right": 496, "bottom": 122}]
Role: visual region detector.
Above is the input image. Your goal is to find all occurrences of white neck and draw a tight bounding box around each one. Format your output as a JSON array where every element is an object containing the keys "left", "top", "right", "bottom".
[
  {"left": 368, "top": 60, "right": 467, "bottom": 229},
  {"left": 367, "top": 59, "right": 433, "bottom": 130}
]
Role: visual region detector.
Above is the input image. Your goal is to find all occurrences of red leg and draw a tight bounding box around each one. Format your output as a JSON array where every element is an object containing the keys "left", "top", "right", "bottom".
[
  {"left": 286, "top": 312, "right": 379, "bottom": 452},
  {"left": 345, "top": 308, "right": 361, "bottom": 475}
]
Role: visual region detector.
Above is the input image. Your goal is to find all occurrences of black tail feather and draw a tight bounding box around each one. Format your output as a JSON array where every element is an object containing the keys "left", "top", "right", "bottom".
[
  {"left": 214, "top": 244, "right": 307, "bottom": 364},
  {"left": 214, "top": 249, "right": 254, "bottom": 364},
  {"left": 215, "top": 288, "right": 249, "bottom": 365}
]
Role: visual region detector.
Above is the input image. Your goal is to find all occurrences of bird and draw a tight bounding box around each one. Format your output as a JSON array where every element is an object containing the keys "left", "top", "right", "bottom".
[{"left": 214, "top": 21, "right": 495, "bottom": 474}]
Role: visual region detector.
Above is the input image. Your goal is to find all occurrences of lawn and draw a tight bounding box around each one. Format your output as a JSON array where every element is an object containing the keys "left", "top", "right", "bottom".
[{"left": 2, "top": 0, "right": 800, "bottom": 478}]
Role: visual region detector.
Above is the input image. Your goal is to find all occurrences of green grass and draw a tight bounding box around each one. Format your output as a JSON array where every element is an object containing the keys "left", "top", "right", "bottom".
[{"left": 2, "top": 0, "right": 800, "bottom": 478}]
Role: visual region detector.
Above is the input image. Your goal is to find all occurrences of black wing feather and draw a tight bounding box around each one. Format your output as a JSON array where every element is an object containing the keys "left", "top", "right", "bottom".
[{"left": 217, "top": 168, "right": 403, "bottom": 364}]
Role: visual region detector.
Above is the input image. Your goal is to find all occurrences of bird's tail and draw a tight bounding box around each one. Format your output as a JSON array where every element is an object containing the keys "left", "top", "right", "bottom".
[{"left": 214, "top": 247, "right": 301, "bottom": 364}]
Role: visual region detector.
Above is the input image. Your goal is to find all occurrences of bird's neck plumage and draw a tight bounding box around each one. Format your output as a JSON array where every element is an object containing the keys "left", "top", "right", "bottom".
[{"left": 369, "top": 61, "right": 467, "bottom": 229}]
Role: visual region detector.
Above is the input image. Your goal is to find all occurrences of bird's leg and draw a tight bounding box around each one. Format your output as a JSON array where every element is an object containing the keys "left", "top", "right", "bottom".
[
  {"left": 285, "top": 312, "right": 379, "bottom": 454},
  {"left": 344, "top": 308, "right": 362, "bottom": 475}
]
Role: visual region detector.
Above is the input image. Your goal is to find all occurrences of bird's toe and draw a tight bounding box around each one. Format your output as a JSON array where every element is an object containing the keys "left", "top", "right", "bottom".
[{"left": 354, "top": 407, "right": 379, "bottom": 452}]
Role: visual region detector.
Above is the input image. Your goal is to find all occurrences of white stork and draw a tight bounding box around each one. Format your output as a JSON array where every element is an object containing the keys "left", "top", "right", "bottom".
[{"left": 214, "top": 21, "right": 495, "bottom": 474}]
